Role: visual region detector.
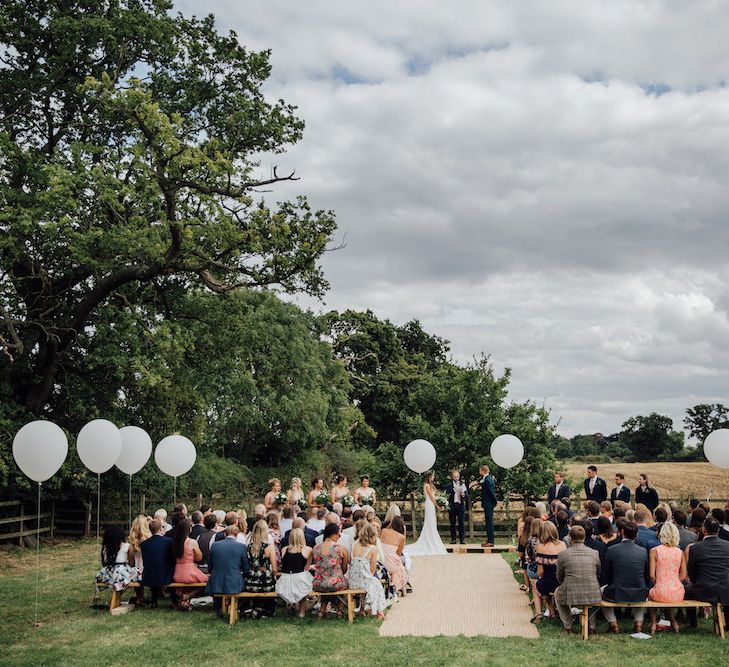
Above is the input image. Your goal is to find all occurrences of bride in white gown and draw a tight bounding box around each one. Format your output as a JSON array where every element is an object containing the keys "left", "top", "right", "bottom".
[{"left": 404, "top": 471, "right": 447, "bottom": 556}]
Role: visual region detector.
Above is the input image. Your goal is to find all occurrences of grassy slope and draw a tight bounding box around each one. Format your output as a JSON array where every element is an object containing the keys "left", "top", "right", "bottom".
[{"left": 0, "top": 540, "right": 724, "bottom": 667}]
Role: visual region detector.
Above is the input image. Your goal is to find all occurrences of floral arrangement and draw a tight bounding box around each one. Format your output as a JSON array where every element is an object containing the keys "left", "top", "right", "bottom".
[
  {"left": 359, "top": 495, "right": 373, "bottom": 506},
  {"left": 296, "top": 497, "right": 308, "bottom": 510},
  {"left": 435, "top": 495, "right": 448, "bottom": 511},
  {"left": 273, "top": 491, "right": 288, "bottom": 506},
  {"left": 315, "top": 491, "right": 329, "bottom": 505},
  {"left": 341, "top": 494, "right": 355, "bottom": 508}
]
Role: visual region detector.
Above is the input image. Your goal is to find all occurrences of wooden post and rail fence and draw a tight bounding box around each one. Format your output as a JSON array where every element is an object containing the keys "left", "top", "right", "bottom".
[{"left": 1, "top": 492, "right": 725, "bottom": 546}]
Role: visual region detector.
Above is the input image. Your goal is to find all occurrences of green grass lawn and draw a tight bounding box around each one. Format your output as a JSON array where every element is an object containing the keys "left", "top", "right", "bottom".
[{"left": 0, "top": 540, "right": 724, "bottom": 667}]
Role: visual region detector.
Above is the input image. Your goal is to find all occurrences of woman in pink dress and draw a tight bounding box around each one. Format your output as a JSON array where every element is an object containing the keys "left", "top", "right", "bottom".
[
  {"left": 172, "top": 519, "right": 209, "bottom": 584},
  {"left": 648, "top": 522, "right": 687, "bottom": 634}
]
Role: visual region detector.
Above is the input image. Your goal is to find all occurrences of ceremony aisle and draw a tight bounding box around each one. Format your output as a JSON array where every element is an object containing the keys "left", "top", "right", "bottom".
[{"left": 380, "top": 554, "right": 539, "bottom": 638}]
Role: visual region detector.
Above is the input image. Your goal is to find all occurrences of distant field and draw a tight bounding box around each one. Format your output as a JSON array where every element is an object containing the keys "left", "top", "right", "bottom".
[{"left": 562, "top": 462, "right": 729, "bottom": 502}]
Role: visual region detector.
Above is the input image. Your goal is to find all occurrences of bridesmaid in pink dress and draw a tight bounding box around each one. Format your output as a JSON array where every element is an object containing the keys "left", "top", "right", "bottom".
[
  {"left": 648, "top": 523, "right": 687, "bottom": 634},
  {"left": 172, "top": 519, "right": 209, "bottom": 584}
]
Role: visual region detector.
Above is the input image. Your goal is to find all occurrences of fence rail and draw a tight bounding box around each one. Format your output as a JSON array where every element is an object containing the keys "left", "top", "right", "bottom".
[{"left": 1, "top": 493, "right": 727, "bottom": 545}]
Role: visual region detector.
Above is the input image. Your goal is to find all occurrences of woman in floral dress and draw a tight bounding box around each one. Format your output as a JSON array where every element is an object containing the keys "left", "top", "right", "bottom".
[
  {"left": 245, "top": 520, "right": 279, "bottom": 618},
  {"left": 95, "top": 525, "right": 139, "bottom": 593},
  {"left": 349, "top": 523, "right": 386, "bottom": 619},
  {"left": 312, "top": 523, "right": 350, "bottom": 617}
]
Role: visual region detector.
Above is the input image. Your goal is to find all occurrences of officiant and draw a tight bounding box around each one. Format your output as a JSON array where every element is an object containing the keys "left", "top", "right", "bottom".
[{"left": 446, "top": 469, "right": 468, "bottom": 544}]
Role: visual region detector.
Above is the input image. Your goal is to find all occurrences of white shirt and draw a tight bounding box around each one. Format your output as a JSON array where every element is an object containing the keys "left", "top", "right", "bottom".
[
  {"left": 307, "top": 519, "right": 325, "bottom": 533},
  {"left": 280, "top": 518, "right": 293, "bottom": 535},
  {"left": 452, "top": 480, "right": 466, "bottom": 503},
  {"left": 554, "top": 483, "right": 562, "bottom": 493},
  {"left": 115, "top": 542, "right": 130, "bottom": 564},
  {"left": 589, "top": 478, "right": 596, "bottom": 492}
]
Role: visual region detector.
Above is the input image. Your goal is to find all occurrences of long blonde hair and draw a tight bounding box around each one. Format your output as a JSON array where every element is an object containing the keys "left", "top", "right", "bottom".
[
  {"left": 250, "top": 519, "right": 268, "bottom": 554},
  {"left": 128, "top": 515, "right": 151, "bottom": 551},
  {"left": 287, "top": 528, "right": 305, "bottom": 554}
]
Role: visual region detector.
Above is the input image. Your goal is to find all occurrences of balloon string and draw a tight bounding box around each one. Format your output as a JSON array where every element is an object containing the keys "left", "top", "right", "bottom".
[
  {"left": 173, "top": 477, "right": 177, "bottom": 505},
  {"left": 34, "top": 482, "right": 41, "bottom": 627},
  {"left": 96, "top": 473, "right": 100, "bottom": 542},
  {"left": 128, "top": 474, "right": 132, "bottom": 531}
]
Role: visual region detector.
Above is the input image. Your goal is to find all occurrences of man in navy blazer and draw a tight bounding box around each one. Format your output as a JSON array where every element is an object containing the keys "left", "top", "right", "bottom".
[
  {"left": 601, "top": 521, "right": 651, "bottom": 633},
  {"left": 547, "top": 472, "right": 571, "bottom": 505},
  {"left": 634, "top": 509, "right": 661, "bottom": 551},
  {"left": 609, "top": 473, "right": 631, "bottom": 505},
  {"left": 140, "top": 518, "right": 175, "bottom": 607},
  {"left": 206, "top": 525, "right": 251, "bottom": 620},
  {"left": 583, "top": 465, "right": 608, "bottom": 503},
  {"left": 280, "top": 517, "right": 317, "bottom": 549}
]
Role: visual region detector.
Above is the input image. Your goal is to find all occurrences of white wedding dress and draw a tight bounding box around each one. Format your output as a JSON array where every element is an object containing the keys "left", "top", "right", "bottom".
[{"left": 404, "top": 486, "right": 447, "bottom": 556}]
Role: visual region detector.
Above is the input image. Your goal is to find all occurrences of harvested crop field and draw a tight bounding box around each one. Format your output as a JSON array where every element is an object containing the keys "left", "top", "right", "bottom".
[{"left": 563, "top": 462, "right": 729, "bottom": 502}]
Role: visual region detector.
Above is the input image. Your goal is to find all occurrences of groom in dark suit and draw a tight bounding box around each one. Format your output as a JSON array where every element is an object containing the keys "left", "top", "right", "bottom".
[
  {"left": 480, "top": 465, "right": 497, "bottom": 547},
  {"left": 583, "top": 465, "right": 608, "bottom": 503},
  {"left": 446, "top": 469, "right": 468, "bottom": 544}
]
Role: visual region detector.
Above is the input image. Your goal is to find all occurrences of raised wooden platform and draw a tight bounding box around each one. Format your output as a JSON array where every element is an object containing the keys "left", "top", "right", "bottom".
[{"left": 445, "top": 544, "right": 516, "bottom": 554}]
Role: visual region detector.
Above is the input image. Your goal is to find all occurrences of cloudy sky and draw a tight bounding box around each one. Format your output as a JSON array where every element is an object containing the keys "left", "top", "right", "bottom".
[{"left": 177, "top": 1, "right": 729, "bottom": 438}]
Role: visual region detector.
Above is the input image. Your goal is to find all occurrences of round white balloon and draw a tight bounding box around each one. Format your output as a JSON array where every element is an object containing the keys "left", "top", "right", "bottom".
[
  {"left": 155, "top": 435, "right": 196, "bottom": 477},
  {"left": 116, "top": 426, "right": 153, "bottom": 475},
  {"left": 403, "top": 439, "right": 436, "bottom": 474},
  {"left": 13, "top": 420, "right": 68, "bottom": 483},
  {"left": 77, "top": 419, "right": 122, "bottom": 474},
  {"left": 490, "top": 434, "right": 524, "bottom": 469},
  {"left": 704, "top": 429, "right": 729, "bottom": 469}
]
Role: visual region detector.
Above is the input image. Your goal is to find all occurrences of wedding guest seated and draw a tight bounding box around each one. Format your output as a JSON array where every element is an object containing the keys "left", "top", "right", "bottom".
[
  {"left": 172, "top": 518, "right": 208, "bottom": 611},
  {"left": 215, "top": 511, "right": 240, "bottom": 543},
  {"left": 315, "top": 513, "right": 341, "bottom": 546},
  {"left": 175, "top": 502, "right": 188, "bottom": 518},
  {"left": 383, "top": 503, "right": 401, "bottom": 530},
  {"left": 534, "top": 501, "right": 548, "bottom": 519},
  {"left": 199, "top": 504, "right": 212, "bottom": 517},
  {"left": 562, "top": 498, "right": 574, "bottom": 517},
  {"left": 206, "top": 524, "right": 251, "bottom": 620},
  {"left": 235, "top": 510, "right": 249, "bottom": 544},
  {"left": 672, "top": 509, "right": 697, "bottom": 550},
  {"left": 280, "top": 505, "right": 295, "bottom": 537},
  {"left": 381, "top": 515, "right": 407, "bottom": 576},
  {"left": 154, "top": 508, "right": 172, "bottom": 533},
  {"left": 688, "top": 507, "right": 707, "bottom": 538},
  {"left": 196, "top": 514, "right": 219, "bottom": 568},
  {"left": 647, "top": 522, "right": 687, "bottom": 634},
  {"left": 689, "top": 499, "right": 700, "bottom": 511},
  {"left": 524, "top": 518, "right": 541, "bottom": 590},
  {"left": 685, "top": 517, "right": 729, "bottom": 627},
  {"left": 332, "top": 501, "right": 343, "bottom": 516},
  {"left": 247, "top": 504, "right": 267, "bottom": 533},
  {"left": 281, "top": 517, "right": 318, "bottom": 549},
  {"left": 349, "top": 524, "right": 387, "bottom": 619},
  {"left": 556, "top": 511, "right": 569, "bottom": 540},
  {"left": 276, "top": 528, "right": 315, "bottom": 617},
  {"left": 95, "top": 525, "right": 140, "bottom": 595},
  {"left": 699, "top": 502, "right": 711, "bottom": 515},
  {"left": 595, "top": 516, "right": 616, "bottom": 548},
  {"left": 312, "top": 523, "right": 350, "bottom": 617},
  {"left": 190, "top": 510, "right": 205, "bottom": 540},
  {"left": 140, "top": 518, "right": 174, "bottom": 607},
  {"left": 651, "top": 507, "right": 668, "bottom": 532},
  {"left": 634, "top": 509, "right": 660, "bottom": 551},
  {"left": 127, "top": 515, "right": 151, "bottom": 605},
  {"left": 600, "top": 501, "right": 614, "bottom": 524},
  {"left": 531, "top": 521, "right": 566, "bottom": 624},
  {"left": 554, "top": 525, "right": 601, "bottom": 634},
  {"left": 625, "top": 509, "right": 635, "bottom": 522},
  {"left": 213, "top": 509, "right": 226, "bottom": 527},
  {"left": 581, "top": 520, "right": 607, "bottom": 572},
  {"left": 710, "top": 509, "right": 729, "bottom": 541},
  {"left": 267, "top": 511, "right": 283, "bottom": 568},
  {"left": 307, "top": 508, "right": 327, "bottom": 534},
  {"left": 584, "top": 501, "right": 600, "bottom": 529},
  {"left": 602, "top": 521, "right": 650, "bottom": 634},
  {"left": 245, "top": 520, "right": 278, "bottom": 618},
  {"left": 165, "top": 510, "right": 184, "bottom": 539},
  {"left": 341, "top": 507, "right": 353, "bottom": 524}
]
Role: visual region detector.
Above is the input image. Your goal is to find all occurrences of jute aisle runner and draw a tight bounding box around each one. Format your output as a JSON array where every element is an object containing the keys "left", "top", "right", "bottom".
[{"left": 379, "top": 554, "right": 539, "bottom": 638}]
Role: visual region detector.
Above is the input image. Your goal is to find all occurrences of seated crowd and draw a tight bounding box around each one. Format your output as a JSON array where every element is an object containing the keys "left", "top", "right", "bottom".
[
  {"left": 517, "top": 492, "right": 729, "bottom": 635},
  {"left": 95, "top": 475, "right": 408, "bottom": 621}
]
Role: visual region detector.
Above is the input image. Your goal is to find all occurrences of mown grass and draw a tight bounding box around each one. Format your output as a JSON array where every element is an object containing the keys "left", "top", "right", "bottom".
[{"left": 0, "top": 540, "right": 725, "bottom": 667}]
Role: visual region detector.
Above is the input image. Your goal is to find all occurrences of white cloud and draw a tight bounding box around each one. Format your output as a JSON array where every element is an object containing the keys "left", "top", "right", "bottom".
[{"left": 177, "top": 1, "right": 729, "bottom": 436}]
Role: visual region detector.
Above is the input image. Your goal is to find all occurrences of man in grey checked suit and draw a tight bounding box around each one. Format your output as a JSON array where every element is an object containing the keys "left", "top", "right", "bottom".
[{"left": 554, "top": 525, "right": 602, "bottom": 633}]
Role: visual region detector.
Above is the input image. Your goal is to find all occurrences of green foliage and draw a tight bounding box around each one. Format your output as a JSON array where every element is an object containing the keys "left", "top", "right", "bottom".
[
  {"left": 618, "top": 413, "right": 684, "bottom": 461},
  {"left": 683, "top": 403, "right": 729, "bottom": 446}
]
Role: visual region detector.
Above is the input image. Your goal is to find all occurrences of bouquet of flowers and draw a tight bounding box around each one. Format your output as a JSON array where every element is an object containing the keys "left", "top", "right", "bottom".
[
  {"left": 297, "top": 497, "right": 308, "bottom": 510},
  {"left": 341, "top": 494, "right": 355, "bottom": 508},
  {"left": 273, "top": 491, "right": 288, "bottom": 506},
  {"left": 435, "top": 495, "right": 448, "bottom": 511},
  {"left": 359, "top": 495, "right": 373, "bottom": 506},
  {"left": 315, "top": 491, "right": 329, "bottom": 505}
]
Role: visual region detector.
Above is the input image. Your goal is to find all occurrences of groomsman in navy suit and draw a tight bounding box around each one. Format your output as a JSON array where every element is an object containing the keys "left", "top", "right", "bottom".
[
  {"left": 610, "top": 472, "right": 631, "bottom": 505},
  {"left": 547, "top": 472, "right": 571, "bottom": 505},
  {"left": 583, "top": 465, "right": 608, "bottom": 503},
  {"left": 480, "top": 465, "right": 497, "bottom": 547}
]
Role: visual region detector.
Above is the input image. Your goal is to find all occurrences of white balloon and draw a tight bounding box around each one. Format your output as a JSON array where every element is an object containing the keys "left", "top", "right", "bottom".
[
  {"left": 403, "top": 439, "right": 436, "bottom": 474},
  {"left": 704, "top": 429, "right": 729, "bottom": 469},
  {"left": 116, "top": 426, "right": 153, "bottom": 475},
  {"left": 155, "top": 435, "right": 196, "bottom": 477},
  {"left": 13, "top": 420, "right": 68, "bottom": 483},
  {"left": 490, "top": 434, "right": 524, "bottom": 469},
  {"left": 77, "top": 419, "right": 122, "bottom": 473}
]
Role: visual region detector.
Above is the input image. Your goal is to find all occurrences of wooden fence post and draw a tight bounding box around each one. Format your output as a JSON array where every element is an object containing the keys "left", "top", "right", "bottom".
[
  {"left": 197, "top": 493, "right": 203, "bottom": 510},
  {"left": 141, "top": 493, "right": 146, "bottom": 515},
  {"left": 467, "top": 495, "right": 474, "bottom": 541},
  {"left": 410, "top": 493, "right": 418, "bottom": 539},
  {"left": 84, "top": 502, "right": 92, "bottom": 538},
  {"left": 18, "top": 503, "right": 25, "bottom": 547},
  {"left": 50, "top": 499, "right": 55, "bottom": 540}
]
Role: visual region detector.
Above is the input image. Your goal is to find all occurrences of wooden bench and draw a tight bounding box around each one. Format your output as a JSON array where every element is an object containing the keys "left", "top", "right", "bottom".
[
  {"left": 97, "top": 582, "right": 207, "bottom": 613},
  {"left": 218, "top": 589, "right": 367, "bottom": 625},
  {"left": 445, "top": 544, "right": 516, "bottom": 554},
  {"left": 578, "top": 600, "right": 726, "bottom": 640}
]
